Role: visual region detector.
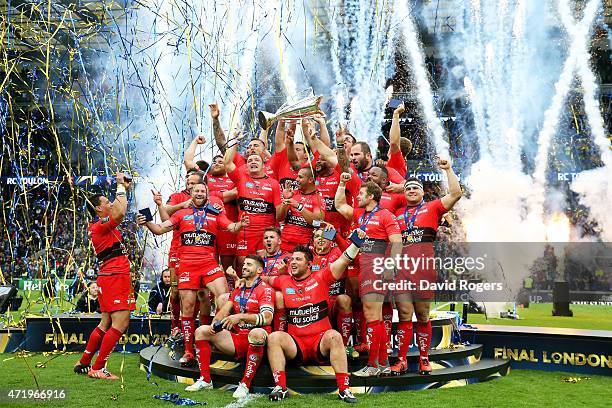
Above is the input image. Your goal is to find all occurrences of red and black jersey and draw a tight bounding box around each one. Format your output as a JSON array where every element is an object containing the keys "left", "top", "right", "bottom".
[
  {"left": 269, "top": 266, "right": 337, "bottom": 337},
  {"left": 227, "top": 166, "right": 281, "bottom": 232},
  {"left": 386, "top": 150, "right": 407, "bottom": 178},
  {"left": 395, "top": 198, "right": 447, "bottom": 245},
  {"left": 351, "top": 207, "right": 401, "bottom": 254},
  {"left": 261, "top": 251, "right": 291, "bottom": 277},
  {"left": 229, "top": 280, "right": 275, "bottom": 335},
  {"left": 281, "top": 190, "right": 323, "bottom": 245},
  {"left": 234, "top": 153, "right": 276, "bottom": 179},
  {"left": 379, "top": 190, "right": 406, "bottom": 214},
  {"left": 167, "top": 190, "right": 191, "bottom": 254},
  {"left": 88, "top": 215, "right": 130, "bottom": 275},
  {"left": 316, "top": 164, "right": 361, "bottom": 234},
  {"left": 312, "top": 247, "right": 344, "bottom": 299},
  {"left": 269, "top": 148, "right": 319, "bottom": 190},
  {"left": 169, "top": 196, "right": 231, "bottom": 265},
  {"left": 207, "top": 174, "right": 237, "bottom": 221}
]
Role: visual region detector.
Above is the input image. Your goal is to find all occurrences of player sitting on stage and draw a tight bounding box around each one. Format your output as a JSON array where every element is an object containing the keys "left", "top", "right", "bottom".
[
  {"left": 262, "top": 237, "right": 366, "bottom": 404},
  {"left": 186, "top": 255, "right": 274, "bottom": 399}
]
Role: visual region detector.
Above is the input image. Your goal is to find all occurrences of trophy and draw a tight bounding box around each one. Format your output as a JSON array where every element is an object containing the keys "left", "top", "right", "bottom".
[{"left": 258, "top": 91, "right": 324, "bottom": 130}]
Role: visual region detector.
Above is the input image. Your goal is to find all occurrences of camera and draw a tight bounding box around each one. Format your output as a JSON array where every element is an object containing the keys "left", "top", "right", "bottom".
[
  {"left": 388, "top": 99, "right": 405, "bottom": 109},
  {"left": 138, "top": 208, "right": 153, "bottom": 222},
  {"left": 323, "top": 228, "right": 337, "bottom": 241}
]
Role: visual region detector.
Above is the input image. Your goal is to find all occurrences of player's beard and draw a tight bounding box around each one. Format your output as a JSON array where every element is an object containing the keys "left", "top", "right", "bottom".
[
  {"left": 193, "top": 197, "right": 207, "bottom": 207},
  {"left": 354, "top": 158, "right": 366, "bottom": 171}
]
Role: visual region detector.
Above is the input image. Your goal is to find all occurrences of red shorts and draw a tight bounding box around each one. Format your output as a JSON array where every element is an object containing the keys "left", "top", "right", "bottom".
[
  {"left": 395, "top": 246, "right": 437, "bottom": 299},
  {"left": 395, "top": 267, "right": 436, "bottom": 300},
  {"left": 97, "top": 274, "right": 136, "bottom": 313},
  {"left": 347, "top": 264, "right": 359, "bottom": 278},
  {"left": 217, "top": 230, "right": 237, "bottom": 256},
  {"left": 236, "top": 230, "right": 264, "bottom": 257},
  {"left": 178, "top": 261, "right": 225, "bottom": 290},
  {"left": 231, "top": 332, "right": 250, "bottom": 360},
  {"left": 291, "top": 331, "right": 326, "bottom": 364},
  {"left": 329, "top": 296, "right": 346, "bottom": 317},
  {"left": 280, "top": 238, "right": 308, "bottom": 253},
  {"left": 168, "top": 251, "right": 179, "bottom": 270}
]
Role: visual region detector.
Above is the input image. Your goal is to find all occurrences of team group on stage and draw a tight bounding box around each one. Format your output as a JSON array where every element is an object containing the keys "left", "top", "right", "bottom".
[{"left": 76, "top": 102, "right": 462, "bottom": 403}]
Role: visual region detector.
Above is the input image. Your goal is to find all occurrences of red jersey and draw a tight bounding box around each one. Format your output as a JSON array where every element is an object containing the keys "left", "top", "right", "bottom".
[
  {"left": 261, "top": 251, "right": 290, "bottom": 277},
  {"left": 229, "top": 280, "right": 275, "bottom": 335},
  {"left": 207, "top": 174, "right": 237, "bottom": 221},
  {"left": 269, "top": 266, "right": 337, "bottom": 337},
  {"left": 167, "top": 190, "right": 191, "bottom": 254},
  {"left": 269, "top": 148, "right": 319, "bottom": 189},
  {"left": 169, "top": 197, "right": 231, "bottom": 265},
  {"left": 312, "top": 247, "right": 344, "bottom": 299},
  {"left": 88, "top": 215, "right": 130, "bottom": 275},
  {"left": 281, "top": 190, "right": 323, "bottom": 245},
  {"left": 395, "top": 199, "right": 447, "bottom": 245},
  {"left": 387, "top": 150, "right": 407, "bottom": 178},
  {"left": 227, "top": 166, "right": 281, "bottom": 232},
  {"left": 234, "top": 153, "right": 276, "bottom": 179},
  {"left": 352, "top": 207, "right": 401, "bottom": 254},
  {"left": 379, "top": 190, "right": 406, "bottom": 214},
  {"left": 316, "top": 164, "right": 361, "bottom": 233}
]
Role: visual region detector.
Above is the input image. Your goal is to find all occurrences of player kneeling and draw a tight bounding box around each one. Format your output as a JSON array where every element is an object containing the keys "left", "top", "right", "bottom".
[
  {"left": 186, "top": 255, "right": 274, "bottom": 399},
  {"left": 263, "top": 234, "right": 366, "bottom": 404}
]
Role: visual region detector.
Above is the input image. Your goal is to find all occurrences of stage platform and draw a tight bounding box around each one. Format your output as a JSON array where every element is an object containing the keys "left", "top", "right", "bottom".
[
  {"left": 140, "top": 315, "right": 510, "bottom": 394},
  {"left": 139, "top": 344, "right": 509, "bottom": 394},
  {"left": 460, "top": 324, "right": 612, "bottom": 376}
]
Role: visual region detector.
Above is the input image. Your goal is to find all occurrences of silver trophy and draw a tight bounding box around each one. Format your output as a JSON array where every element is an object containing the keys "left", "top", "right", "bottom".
[{"left": 258, "top": 89, "right": 324, "bottom": 130}]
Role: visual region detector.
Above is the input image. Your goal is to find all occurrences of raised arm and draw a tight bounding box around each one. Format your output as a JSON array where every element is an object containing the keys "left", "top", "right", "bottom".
[
  {"left": 335, "top": 131, "right": 351, "bottom": 173},
  {"left": 258, "top": 127, "right": 270, "bottom": 153},
  {"left": 153, "top": 190, "right": 191, "bottom": 221},
  {"left": 389, "top": 103, "right": 404, "bottom": 155},
  {"left": 209, "top": 103, "right": 226, "bottom": 153},
  {"left": 110, "top": 172, "right": 131, "bottom": 224},
  {"left": 334, "top": 172, "right": 355, "bottom": 220},
  {"left": 329, "top": 228, "right": 366, "bottom": 280},
  {"left": 223, "top": 131, "right": 243, "bottom": 174},
  {"left": 274, "top": 120, "right": 287, "bottom": 153},
  {"left": 304, "top": 124, "right": 338, "bottom": 168},
  {"left": 183, "top": 135, "right": 206, "bottom": 171},
  {"left": 313, "top": 115, "right": 330, "bottom": 147},
  {"left": 438, "top": 158, "right": 462, "bottom": 210},
  {"left": 286, "top": 127, "right": 302, "bottom": 171}
]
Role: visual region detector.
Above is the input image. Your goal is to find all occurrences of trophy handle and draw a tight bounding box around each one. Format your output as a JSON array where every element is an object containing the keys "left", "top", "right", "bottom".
[{"left": 258, "top": 111, "right": 277, "bottom": 130}]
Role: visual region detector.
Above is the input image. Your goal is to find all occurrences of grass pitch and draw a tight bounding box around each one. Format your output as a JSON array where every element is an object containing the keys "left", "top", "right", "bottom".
[
  {"left": 0, "top": 353, "right": 609, "bottom": 408},
  {"left": 454, "top": 303, "right": 612, "bottom": 331}
]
